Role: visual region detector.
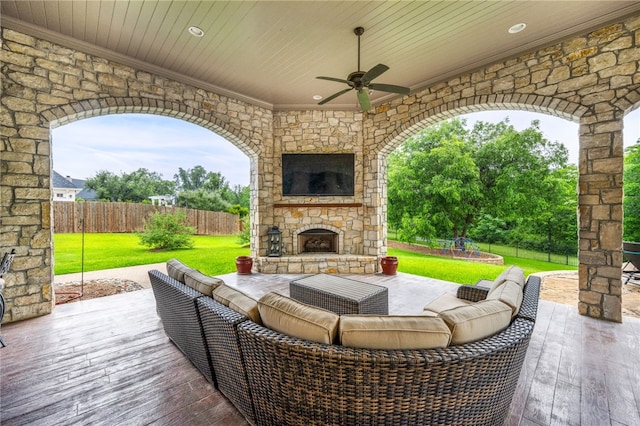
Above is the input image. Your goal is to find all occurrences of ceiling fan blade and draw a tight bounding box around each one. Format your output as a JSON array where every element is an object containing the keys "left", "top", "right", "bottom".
[
  {"left": 318, "top": 88, "right": 353, "bottom": 105},
  {"left": 362, "top": 64, "right": 389, "bottom": 85},
  {"left": 368, "top": 83, "right": 410, "bottom": 95},
  {"left": 357, "top": 89, "right": 371, "bottom": 111},
  {"left": 317, "top": 76, "right": 355, "bottom": 87}
]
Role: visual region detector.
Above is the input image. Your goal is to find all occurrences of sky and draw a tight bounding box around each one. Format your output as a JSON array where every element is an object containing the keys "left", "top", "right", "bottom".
[
  {"left": 52, "top": 109, "right": 640, "bottom": 187},
  {"left": 52, "top": 114, "right": 251, "bottom": 187}
]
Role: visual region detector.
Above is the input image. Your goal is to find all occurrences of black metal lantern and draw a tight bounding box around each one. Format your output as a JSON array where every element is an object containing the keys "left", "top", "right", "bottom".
[{"left": 267, "top": 226, "right": 282, "bottom": 257}]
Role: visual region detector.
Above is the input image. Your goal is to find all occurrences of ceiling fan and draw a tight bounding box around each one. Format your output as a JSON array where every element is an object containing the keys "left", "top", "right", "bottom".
[{"left": 316, "top": 27, "right": 410, "bottom": 112}]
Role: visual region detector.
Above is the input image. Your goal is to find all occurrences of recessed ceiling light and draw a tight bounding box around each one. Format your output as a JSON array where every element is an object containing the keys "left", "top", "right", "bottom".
[
  {"left": 508, "top": 23, "right": 526, "bottom": 34},
  {"left": 188, "top": 26, "right": 205, "bottom": 37},
  {"left": 313, "top": 95, "right": 323, "bottom": 100}
]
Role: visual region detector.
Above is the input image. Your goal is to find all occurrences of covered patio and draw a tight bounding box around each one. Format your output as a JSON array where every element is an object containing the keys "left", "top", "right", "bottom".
[
  {"left": 1, "top": 272, "right": 640, "bottom": 425},
  {"left": 2, "top": 1, "right": 640, "bottom": 324},
  {"left": 2, "top": 2, "right": 640, "bottom": 423}
]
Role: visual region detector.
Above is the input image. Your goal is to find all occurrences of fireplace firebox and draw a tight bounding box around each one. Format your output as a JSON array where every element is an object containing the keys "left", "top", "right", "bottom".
[{"left": 298, "top": 229, "right": 338, "bottom": 254}]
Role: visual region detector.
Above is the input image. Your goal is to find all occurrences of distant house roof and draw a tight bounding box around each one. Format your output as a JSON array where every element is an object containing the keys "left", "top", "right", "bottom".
[
  {"left": 77, "top": 187, "right": 97, "bottom": 201},
  {"left": 52, "top": 171, "right": 78, "bottom": 189},
  {"left": 52, "top": 171, "right": 97, "bottom": 200}
]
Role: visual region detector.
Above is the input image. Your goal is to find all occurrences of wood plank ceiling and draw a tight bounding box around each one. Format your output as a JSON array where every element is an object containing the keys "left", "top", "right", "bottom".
[{"left": 2, "top": 1, "right": 640, "bottom": 110}]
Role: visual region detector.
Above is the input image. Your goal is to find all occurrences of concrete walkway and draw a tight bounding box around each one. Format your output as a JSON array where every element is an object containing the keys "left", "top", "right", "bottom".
[{"left": 53, "top": 263, "right": 167, "bottom": 289}]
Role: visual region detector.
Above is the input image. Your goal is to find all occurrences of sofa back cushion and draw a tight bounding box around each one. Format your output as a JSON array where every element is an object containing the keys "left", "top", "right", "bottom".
[
  {"left": 490, "top": 266, "right": 525, "bottom": 293},
  {"left": 439, "top": 300, "right": 512, "bottom": 345},
  {"left": 258, "top": 292, "right": 339, "bottom": 344},
  {"left": 211, "top": 285, "right": 261, "bottom": 325},
  {"left": 486, "top": 280, "right": 523, "bottom": 318},
  {"left": 183, "top": 269, "right": 224, "bottom": 296},
  {"left": 166, "top": 258, "right": 193, "bottom": 283},
  {"left": 339, "top": 315, "right": 451, "bottom": 349},
  {"left": 422, "top": 292, "right": 473, "bottom": 315}
]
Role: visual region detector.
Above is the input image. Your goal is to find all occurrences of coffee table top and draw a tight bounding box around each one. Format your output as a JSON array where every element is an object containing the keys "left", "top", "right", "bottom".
[{"left": 290, "top": 273, "right": 387, "bottom": 301}]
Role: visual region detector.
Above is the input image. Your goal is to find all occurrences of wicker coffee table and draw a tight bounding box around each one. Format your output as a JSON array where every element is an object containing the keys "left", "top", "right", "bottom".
[{"left": 289, "top": 274, "right": 388, "bottom": 315}]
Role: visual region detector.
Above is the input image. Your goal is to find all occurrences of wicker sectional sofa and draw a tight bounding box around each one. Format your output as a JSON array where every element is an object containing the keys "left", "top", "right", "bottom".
[{"left": 149, "top": 260, "right": 540, "bottom": 426}]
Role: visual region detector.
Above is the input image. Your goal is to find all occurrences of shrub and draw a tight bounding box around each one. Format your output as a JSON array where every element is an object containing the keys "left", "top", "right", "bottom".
[
  {"left": 138, "top": 211, "right": 195, "bottom": 250},
  {"left": 237, "top": 215, "right": 250, "bottom": 246}
]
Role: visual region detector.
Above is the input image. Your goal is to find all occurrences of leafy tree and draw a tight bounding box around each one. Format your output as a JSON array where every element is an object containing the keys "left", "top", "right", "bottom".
[
  {"left": 540, "top": 165, "right": 578, "bottom": 249},
  {"left": 473, "top": 120, "right": 568, "bottom": 222},
  {"left": 174, "top": 166, "right": 228, "bottom": 192},
  {"left": 174, "top": 166, "right": 250, "bottom": 213},
  {"left": 177, "top": 188, "right": 232, "bottom": 212},
  {"left": 624, "top": 143, "right": 640, "bottom": 242},
  {"left": 388, "top": 120, "right": 482, "bottom": 242},
  {"left": 85, "top": 168, "right": 174, "bottom": 202},
  {"left": 468, "top": 214, "right": 508, "bottom": 243},
  {"left": 174, "top": 165, "right": 210, "bottom": 191},
  {"left": 227, "top": 204, "right": 250, "bottom": 218},
  {"left": 138, "top": 211, "right": 195, "bottom": 250},
  {"left": 388, "top": 117, "right": 577, "bottom": 249},
  {"left": 227, "top": 184, "right": 251, "bottom": 207},
  {"left": 236, "top": 215, "right": 250, "bottom": 246}
]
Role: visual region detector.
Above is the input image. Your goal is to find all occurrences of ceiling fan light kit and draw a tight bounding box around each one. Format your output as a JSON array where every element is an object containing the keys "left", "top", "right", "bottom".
[{"left": 316, "top": 27, "right": 410, "bottom": 112}]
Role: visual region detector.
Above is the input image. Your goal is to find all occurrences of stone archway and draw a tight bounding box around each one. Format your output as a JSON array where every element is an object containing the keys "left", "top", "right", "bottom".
[
  {"left": 42, "top": 99, "right": 264, "bottom": 277},
  {"left": 1, "top": 27, "right": 272, "bottom": 321},
  {"left": 369, "top": 89, "right": 638, "bottom": 323},
  {"left": 362, "top": 16, "right": 640, "bottom": 323},
  {"left": 3, "top": 16, "right": 640, "bottom": 323}
]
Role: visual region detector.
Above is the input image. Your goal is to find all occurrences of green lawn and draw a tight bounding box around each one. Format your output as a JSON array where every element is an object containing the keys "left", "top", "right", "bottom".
[
  {"left": 387, "top": 247, "right": 576, "bottom": 284},
  {"left": 54, "top": 233, "right": 576, "bottom": 284},
  {"left": 54, "top": 233, "right": 249, "bottom": 275}
]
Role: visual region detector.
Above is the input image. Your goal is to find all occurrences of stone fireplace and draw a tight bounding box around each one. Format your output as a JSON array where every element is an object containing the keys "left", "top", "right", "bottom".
[
  {"left": 298, "top": 229, "right": 338, "bottom": 254},
  {"left": 254, "top": 204, "right": 379, "bottom": 275},
  {"left": 252, "top": 110, "right": 383, "bottom": 275}
]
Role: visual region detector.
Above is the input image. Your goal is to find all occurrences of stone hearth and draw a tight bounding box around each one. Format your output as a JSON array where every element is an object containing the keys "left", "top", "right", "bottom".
[{"left": 255, "top": 254, "right": 378, "bottom": 274}]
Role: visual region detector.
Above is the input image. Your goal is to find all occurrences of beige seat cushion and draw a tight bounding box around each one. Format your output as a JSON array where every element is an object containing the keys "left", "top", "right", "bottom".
[
  {"left": 486, "top": 280, "right": 523, "bottom": 318},
  {"left": 439, "top": 300, "right": 513, "bottom": 345},
  {"left": 258, "top": 292, "right": 339, "bottom": 344},
  {"left": 423, "top": 292, "right": 473, "bottom": 315},
  {"left": 166, "top": 258, "right": 194, "bottom": 283},
  {"left": 211, "top": 285, "right": 261, "bottom": 324},
  {"left": 489, "top": 266, "right": 525, "bottom": 293},
  {"left": 183, "top": 269, "right": 224, "bottom": 296},
  {"left": 339, "top": 315, "right": 451, "bottom": 349}
]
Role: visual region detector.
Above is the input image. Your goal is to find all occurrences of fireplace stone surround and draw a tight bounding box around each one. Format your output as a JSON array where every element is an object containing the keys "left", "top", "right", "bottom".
[{"left": 253, "top": 199, "right": 382, "bottom": 270}]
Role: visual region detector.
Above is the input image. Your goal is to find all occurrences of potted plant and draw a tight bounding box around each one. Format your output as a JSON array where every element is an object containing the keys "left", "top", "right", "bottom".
[
  {"left": 380, "top": 256, "right": 398, "bottom": 275},
  {"left": 235, "top": 256, "right": 253, "bottom": 274}
]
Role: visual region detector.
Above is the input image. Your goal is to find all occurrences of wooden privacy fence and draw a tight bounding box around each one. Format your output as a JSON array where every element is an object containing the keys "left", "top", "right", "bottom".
[{"left": 53, "top": 202, "right": 240, "bottom": 235}]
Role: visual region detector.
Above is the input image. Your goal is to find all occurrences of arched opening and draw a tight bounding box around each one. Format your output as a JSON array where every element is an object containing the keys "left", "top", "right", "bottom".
[
  {"left": 621, "top": 107, "right": 640, "bottom": 318},
  {"left": 382, "top": 104, "right": 640, "bottom": 320},
  {"left": 49, "top": 112, "right": 252, "bottom": 303},
  {"left": 386, "top": 108, "right": 579, "bottom": 257},
  {"left": 53, "top": 114, "right": 250, "bottom": 190}
]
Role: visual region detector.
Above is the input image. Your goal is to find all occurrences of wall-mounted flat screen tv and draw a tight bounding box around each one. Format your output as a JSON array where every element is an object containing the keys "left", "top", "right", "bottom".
[{"left": 282, "top": 153, "right": 355, "bottom": 196}]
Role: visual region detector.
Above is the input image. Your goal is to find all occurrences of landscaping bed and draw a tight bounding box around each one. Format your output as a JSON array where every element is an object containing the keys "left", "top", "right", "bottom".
[
  {"left": 54, "top": 278, "right": 144, "bottom": 304},
  {"left": 389, "top": 241, "right": 504, "bottom": 264}
]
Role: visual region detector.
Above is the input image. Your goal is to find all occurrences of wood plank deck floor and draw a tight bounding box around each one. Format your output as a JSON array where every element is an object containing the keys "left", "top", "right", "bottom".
[{"left": 1, "top": 272, "right": 639, "bottom": 425}]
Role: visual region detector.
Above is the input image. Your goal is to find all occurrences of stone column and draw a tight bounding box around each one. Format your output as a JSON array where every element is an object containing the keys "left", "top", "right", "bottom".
[{"left": 577, "top": 110, "right": 624, "bottom": 322}]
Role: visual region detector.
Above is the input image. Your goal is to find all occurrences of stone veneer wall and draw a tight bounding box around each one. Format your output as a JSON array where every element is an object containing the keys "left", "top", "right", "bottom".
[
  {"left": 269, "top": 110, "right": 364, "bottom": 255},
  {"left": 254, "top": 110, "right": 379, "bottom": 274},
  {"left": 0, "top": 28, "right": 271, "bottom": 322},
  {"left": 362, "top": 18, "right": 640, "bottom": 323},
  {"left": 2, "top": 15, "right": 640, "bottom": 322}
]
